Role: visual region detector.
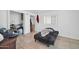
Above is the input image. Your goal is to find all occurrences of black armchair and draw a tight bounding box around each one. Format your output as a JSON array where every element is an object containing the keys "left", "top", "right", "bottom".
[{"left": 34, "top": 28, "right": 59, "bottom": 47}]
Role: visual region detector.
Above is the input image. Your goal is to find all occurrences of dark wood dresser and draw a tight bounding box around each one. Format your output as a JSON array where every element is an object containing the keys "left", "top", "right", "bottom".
[{"left": 0, "top": 37, "right": 17, "bottom": 49}]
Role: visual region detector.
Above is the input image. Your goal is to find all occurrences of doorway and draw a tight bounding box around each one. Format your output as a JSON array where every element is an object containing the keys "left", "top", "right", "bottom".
[{"left": 30, "top": 15, "right": 35, "bottom": 32}]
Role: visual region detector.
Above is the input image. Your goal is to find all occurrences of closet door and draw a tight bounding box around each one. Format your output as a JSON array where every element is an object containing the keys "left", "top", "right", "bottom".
[{"left": 10, "top": 11, "right": 22, "bottom": 25}]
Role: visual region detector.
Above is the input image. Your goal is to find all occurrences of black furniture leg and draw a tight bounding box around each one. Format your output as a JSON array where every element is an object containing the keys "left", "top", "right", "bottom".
[
  {"left": 52, "top": 41, "right": 55, "bottom": 46},
  {"left": 35, "top": 39, "right": 37, "bottom": 42},
  {"left": 47, "top": 44, "right": 50, "bottom": 47}
]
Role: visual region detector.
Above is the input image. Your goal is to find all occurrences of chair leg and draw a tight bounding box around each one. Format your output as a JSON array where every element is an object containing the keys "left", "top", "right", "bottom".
[
  {"left": 35, "top": 39, "right": 36, "bottom": 42},
  {"left": 47, "top": 44, "right": 50, "bottom": 47},
  {"left": 52, "top": 41, "right": 55, "bottom": 45}
]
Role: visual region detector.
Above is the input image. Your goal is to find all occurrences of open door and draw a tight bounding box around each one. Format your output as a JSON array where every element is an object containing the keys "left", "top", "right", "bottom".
[{"left": 30, "top": 15, "right": 35, "bottom": 32}]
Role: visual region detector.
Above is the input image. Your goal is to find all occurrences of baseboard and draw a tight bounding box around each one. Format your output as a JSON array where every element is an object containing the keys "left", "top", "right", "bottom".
[{"left": 59, "top": 35, "right": 79, "bottom": 40}]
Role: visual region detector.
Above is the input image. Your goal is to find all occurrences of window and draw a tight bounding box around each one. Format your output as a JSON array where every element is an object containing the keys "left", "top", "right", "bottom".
[
  {"left": 44, "top": 16, "right": 52, "bottom": 24},
  {"left": 44, "top": 15, "right": 58, "bottom": 30}
]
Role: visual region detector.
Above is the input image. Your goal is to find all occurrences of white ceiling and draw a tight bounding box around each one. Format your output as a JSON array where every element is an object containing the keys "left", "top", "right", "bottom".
[{"left": 26, "top": 10, "right": 56, "bottom": 14}]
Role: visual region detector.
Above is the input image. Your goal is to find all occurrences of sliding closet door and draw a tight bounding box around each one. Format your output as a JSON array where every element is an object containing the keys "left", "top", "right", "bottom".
[
  {"left": 10, "top": 11, "right": 22, "bottom": 25},
  {"left": 23, "top": 14, "right": 30, "bottom": 34}
]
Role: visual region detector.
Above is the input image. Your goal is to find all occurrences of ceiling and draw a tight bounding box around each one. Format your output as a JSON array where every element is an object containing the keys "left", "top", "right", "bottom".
[{"left": 26, "top": 10, "right": 56, "bottom": 14}]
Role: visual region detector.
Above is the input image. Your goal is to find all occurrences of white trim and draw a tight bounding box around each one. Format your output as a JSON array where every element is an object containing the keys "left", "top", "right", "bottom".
[{"left": 59, "top": 35, "right": 79, "bottom": 40}]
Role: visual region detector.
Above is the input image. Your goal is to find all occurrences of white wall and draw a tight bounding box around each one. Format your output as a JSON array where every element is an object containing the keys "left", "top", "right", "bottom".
[
  {"left": 35, "top": 10, "right": 79, "bottom": 40},
  {"left": 58, "top": 10, "right": 79, "bottom": 39},
  {"left": 0, "top": 10, "right": 8, "bottom": 29},
  {"left": 23, "top": 13, "right": 30, "bottom": 34}
]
